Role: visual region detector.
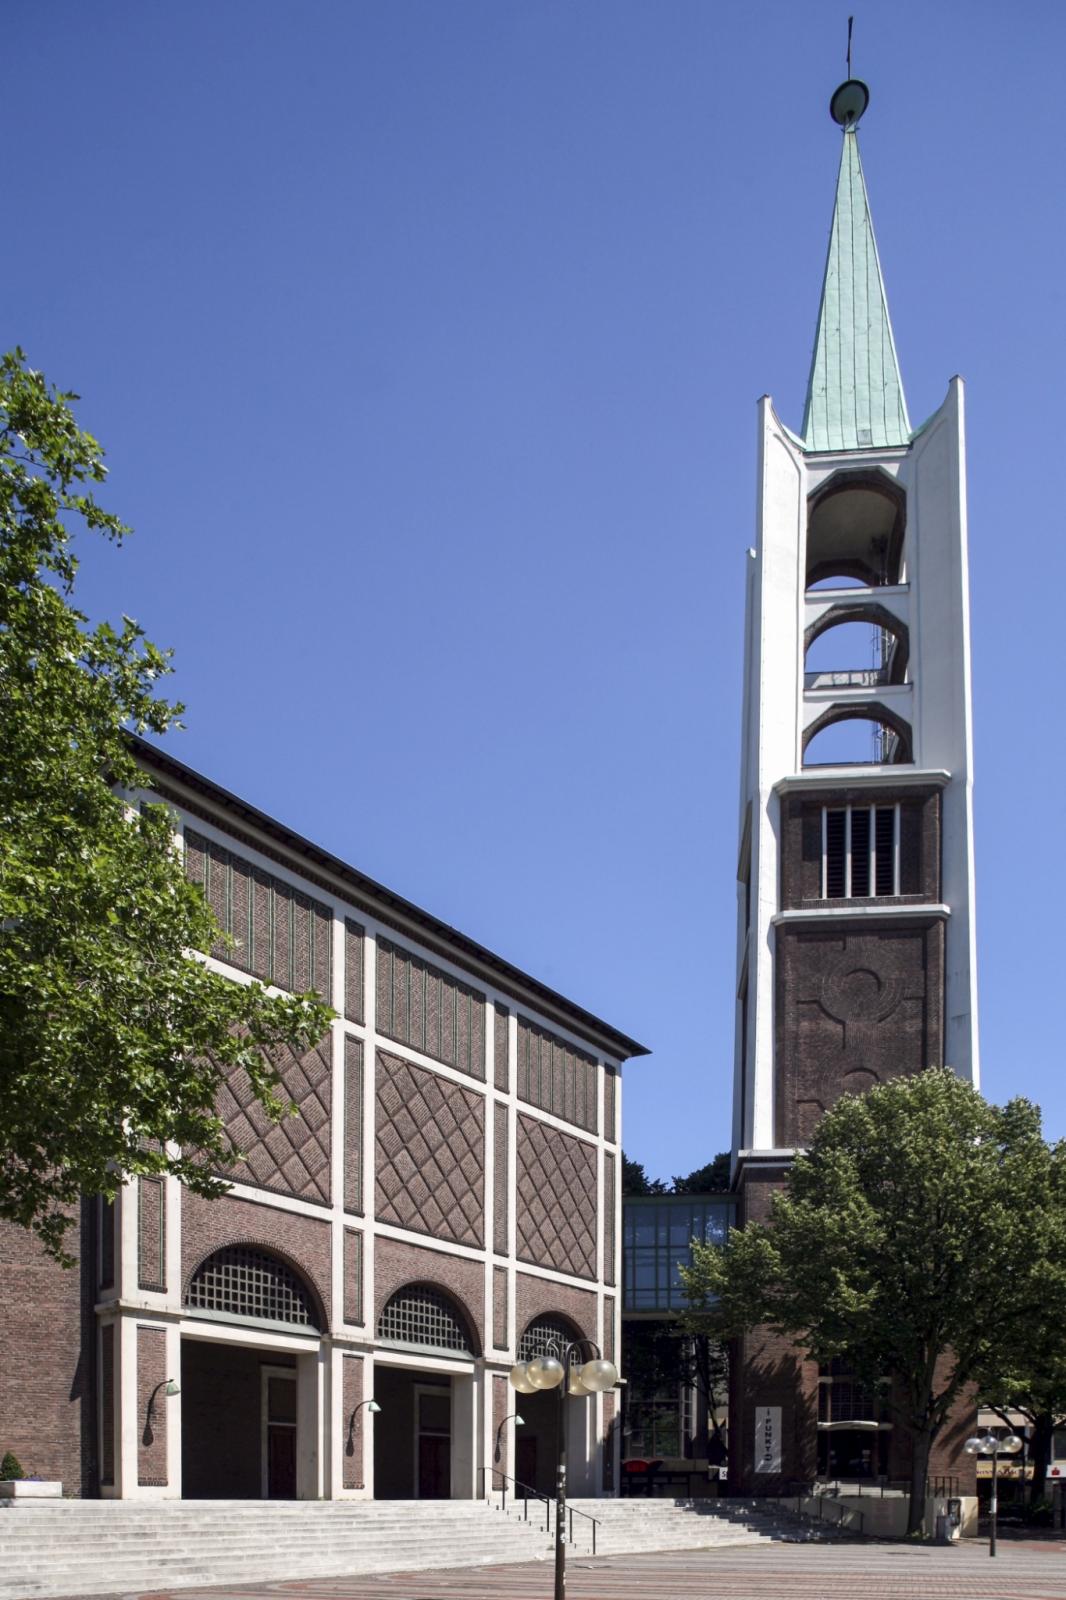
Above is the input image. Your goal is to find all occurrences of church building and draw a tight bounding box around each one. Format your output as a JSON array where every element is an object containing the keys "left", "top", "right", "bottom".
[
  {"left": 0, "top": 740, "right": 644, "bottom": 1501},
  {"left": 729, "top": 77, "right": 979, "bottom": 1492}
]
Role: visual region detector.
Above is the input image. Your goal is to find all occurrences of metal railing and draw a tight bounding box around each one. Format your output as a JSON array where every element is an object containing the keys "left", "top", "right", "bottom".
[
  {"left": 477, "top": 1468, "right": 601, "bottom": 1555},
  {"left": 804, "top": 667, "right": 891, "bottom": 691},
  {"left": 815, "top": 1477, "right": 905, "bottom": 1498}
]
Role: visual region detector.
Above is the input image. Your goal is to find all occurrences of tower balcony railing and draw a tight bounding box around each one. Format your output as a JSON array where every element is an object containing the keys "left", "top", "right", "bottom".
[{"left": 804, "top": 667, "right": 891, "bottom": 691}]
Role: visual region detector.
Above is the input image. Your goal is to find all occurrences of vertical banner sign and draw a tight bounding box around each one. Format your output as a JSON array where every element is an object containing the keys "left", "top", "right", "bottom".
[{"left": 754, "top": 1405, "right": 782, "bottom": 1473}]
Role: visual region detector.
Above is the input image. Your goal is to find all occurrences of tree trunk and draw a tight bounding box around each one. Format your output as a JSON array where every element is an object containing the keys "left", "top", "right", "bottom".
[
  {"left": 907, "top": 1422, "right": 935, "bottom": 1536},
  {"left": 1030, "top": 1412, "right": 1053, "bottom": 1506}
]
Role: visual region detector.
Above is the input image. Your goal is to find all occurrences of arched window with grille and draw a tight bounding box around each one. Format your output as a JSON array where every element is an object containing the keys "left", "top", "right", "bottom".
[
  {"left": 517, "top": 1315, "right": 582, "bottom": 1363},
  {"left": 377, "top": 1284, "right": 474, "bottom": 1355},
  {"left": 184, "top": 1245, "right": 320, "bottom": 1331}
]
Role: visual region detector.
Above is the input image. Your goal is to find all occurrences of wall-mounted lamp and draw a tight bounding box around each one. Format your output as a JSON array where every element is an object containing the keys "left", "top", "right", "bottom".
[
  {"left": 143, "top": 1378, "right": 181, "bottom": 1447},
  {"left": 345, "top": 1397, "right": 381, "bottom": 1455},
  {"left": 494, "top": 1411, "right": 525, "bottom": 1463},
  {"left": 146, "top": 1378, "right": 181, "bottom": 1423}
]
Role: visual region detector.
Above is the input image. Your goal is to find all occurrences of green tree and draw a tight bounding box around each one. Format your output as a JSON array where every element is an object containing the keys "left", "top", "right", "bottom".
[
  {"left": 671, "top": 1151, "right": 730, "bottom": 1193},
  {"left": 977, "top": 1169, "right": 1066, "bottom": 1509},
  {"left": 681, "top": 1069, "right": 1060, "bottom": 1534},
  {"left": 0, "top": 351, "right": 333, "bottom": 1260},
  {"left": 622, "top": 1152, "right": 667, "bottom": 1195}
]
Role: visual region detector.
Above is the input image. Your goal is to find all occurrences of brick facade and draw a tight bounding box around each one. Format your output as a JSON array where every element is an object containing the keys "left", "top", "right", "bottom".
[
  {"left": 1, "top": 744, "right": 639, "bottom": 1500},
  {"left": 0, "top": 1211, "right": 95, "bottom": 1491}
]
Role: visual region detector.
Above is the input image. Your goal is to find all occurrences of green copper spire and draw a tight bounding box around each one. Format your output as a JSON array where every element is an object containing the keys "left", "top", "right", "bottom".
[{"left": 801, "top": 115, "right": 910, "bottom": 453}]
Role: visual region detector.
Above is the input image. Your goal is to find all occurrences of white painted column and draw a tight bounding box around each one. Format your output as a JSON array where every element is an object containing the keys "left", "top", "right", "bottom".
[
  {"left": 165, "top": 1320, "right": 183, "bottom": 1497},
  {"left": 451, "top": 1371, "right": 478, "bottom": 1499},
  {"left": 567, "top": 1395, "right": 595, "bottom": 1496},
  {"left": 363, "top": 1352, "right": 377, "bottom": 1498},
  {"left": 296, "top": 1345, "right": 327, "bottom": 1499},
  {"left": 116, "top": 1314, "right": 140, "bottom": 1499}
]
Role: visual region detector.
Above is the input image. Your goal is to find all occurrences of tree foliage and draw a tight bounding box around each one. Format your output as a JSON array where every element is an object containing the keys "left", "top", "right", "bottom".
[
  {"left": 622, "top": 1150, "right": 731, "bottom": 1196},
  {"left": 622, "top": 1153, "right": 667, "bottom": 1195},
  {"left": 672, "top": 1152, "right": 731, "bottom": 1193},
  {"left": 0, "top": 352, "right": 333, "bottom": 1260},
  {"left": 976, "top": 1168, "right": 1066, "bottom": 1506},
  {"left": 681, "top": 1069, "right": 1063, "bottom": 1533}
]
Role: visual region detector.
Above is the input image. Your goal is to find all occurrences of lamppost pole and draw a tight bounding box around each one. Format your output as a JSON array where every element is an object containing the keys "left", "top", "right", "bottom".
[
  {"left": 964, "top": 1429, "right": 1022, "bottom": 1557},
  {"left": 508, "top": 1337, "right": 619, "bottom": 1600},
  {"left": 554, "top": 1367, "right": 567, "bottom": 1600}
]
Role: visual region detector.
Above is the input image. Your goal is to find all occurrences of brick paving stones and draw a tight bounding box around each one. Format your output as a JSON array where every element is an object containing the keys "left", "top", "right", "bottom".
[{"left": 84, "top": 1540, "right": 1066, "bottom": 1600}]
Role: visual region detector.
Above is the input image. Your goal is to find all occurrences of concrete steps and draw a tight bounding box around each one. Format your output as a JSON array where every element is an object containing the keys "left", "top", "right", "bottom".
[
  {"left": 0, "top": 1500, "right": 553, "bottom": 1600},
  {"left": 0, "top": 1495, "right": 820, "bottom": 1599},
  {"left": 558, "top": 1496, "right": 846, "bottom": 1554}
]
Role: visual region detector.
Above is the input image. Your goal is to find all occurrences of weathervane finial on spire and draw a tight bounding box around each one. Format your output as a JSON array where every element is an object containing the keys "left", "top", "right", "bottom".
[{"left": 830, "top": 18, "right": 869, "bottom": 129}]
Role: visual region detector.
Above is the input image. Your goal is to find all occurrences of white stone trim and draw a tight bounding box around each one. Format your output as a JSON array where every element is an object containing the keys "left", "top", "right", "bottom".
[
  {"left": 772, "top": 903, "right": 950, "bottom": 924},
  {"left": 773, "top": 766, "right": 950, "bottom": 795}
]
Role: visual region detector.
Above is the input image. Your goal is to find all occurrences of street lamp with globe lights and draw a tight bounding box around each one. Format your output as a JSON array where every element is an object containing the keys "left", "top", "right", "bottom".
[
  {"left": 963, "top": 1430, "right": 1022, "bottom": 1556},
  {"left": 508, "top": 1339, "right": 618, "bottom": 1600}
]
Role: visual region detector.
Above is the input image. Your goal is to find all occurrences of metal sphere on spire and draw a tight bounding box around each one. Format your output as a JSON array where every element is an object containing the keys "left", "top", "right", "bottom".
[{"left": 829, "top": 78, "right": 869, "bottom": 128}]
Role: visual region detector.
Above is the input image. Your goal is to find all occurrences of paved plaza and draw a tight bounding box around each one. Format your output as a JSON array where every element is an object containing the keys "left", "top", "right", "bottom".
[{"left": 58, "top": 1539, "right": 1066, "bottom": 1600}]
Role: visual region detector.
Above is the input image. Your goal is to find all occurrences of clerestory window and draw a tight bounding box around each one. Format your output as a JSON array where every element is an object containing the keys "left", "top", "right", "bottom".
[{"left": 822, "top": 804, "right": 899, "bottom": 899}]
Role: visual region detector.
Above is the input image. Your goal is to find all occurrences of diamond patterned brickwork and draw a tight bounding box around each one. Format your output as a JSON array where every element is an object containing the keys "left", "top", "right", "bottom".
[
  {"left": 375, "top": 1050, "right": 485, "bottom": 1247},
  {"left": 216, "top": 1036, "right": 332, "bottom": 1205},
  {"left": 515, "top": 1115, "right": 597, "bottom": 1280}
]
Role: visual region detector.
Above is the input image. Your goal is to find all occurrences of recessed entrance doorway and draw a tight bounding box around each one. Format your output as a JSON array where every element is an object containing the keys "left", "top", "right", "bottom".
[
  {"left": 261, "top": 1365, "right": 297, "bottom": 1498},
  {"left": 181, "top": 1341, "right": 297, "bottom": 1497},
  {"left": 516, "top": 1389, "right": 557, "bottom": 1498},
  {"left": 181, "top": 1341, "right": 301, "bottom": 1499},
  {"left": 373, "top": 1367, "right": 453, "bottom": 1499}
]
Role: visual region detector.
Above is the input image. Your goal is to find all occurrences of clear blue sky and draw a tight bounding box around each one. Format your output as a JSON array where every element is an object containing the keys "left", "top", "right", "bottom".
[{"left": 9, "top": 1, "right": 1064, "bottom": 1182}]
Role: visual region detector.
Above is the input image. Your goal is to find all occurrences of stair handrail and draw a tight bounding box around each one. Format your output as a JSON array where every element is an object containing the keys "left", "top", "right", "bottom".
[
  {"left": 478, "top": 1466, "right": 551, "bottom": 1533},
  {"left": 478, "top": 1468, "right": 602, "bottom": 1555}
]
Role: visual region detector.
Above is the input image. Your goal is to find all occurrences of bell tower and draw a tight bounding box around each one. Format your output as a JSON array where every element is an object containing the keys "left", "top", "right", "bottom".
[{"left": 730, "top": 76, "right": 979, "bottom": 1489}]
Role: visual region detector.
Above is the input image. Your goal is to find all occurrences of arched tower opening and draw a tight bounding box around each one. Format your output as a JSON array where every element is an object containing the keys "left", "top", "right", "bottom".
[
  {"left": 805, "top": 470, "right": 906, "bottom": 590},
  {"left": 803, "top": 705, "right": 913, "bottom": 767}
]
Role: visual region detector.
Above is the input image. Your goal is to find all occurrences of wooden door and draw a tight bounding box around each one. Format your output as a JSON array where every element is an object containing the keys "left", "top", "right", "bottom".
[
  {"left": 415, "top": 1386, "right": 451, "bottom": 1499},
  {"left": 417, "top": 1433, "right": 451, "bottom": 1499},
  {"left": 267, "top": 1424, "right": 297, "bottom": 1498},
  {"left": 263, "top": 1370, "right": 298, "bottom": 1499}
]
